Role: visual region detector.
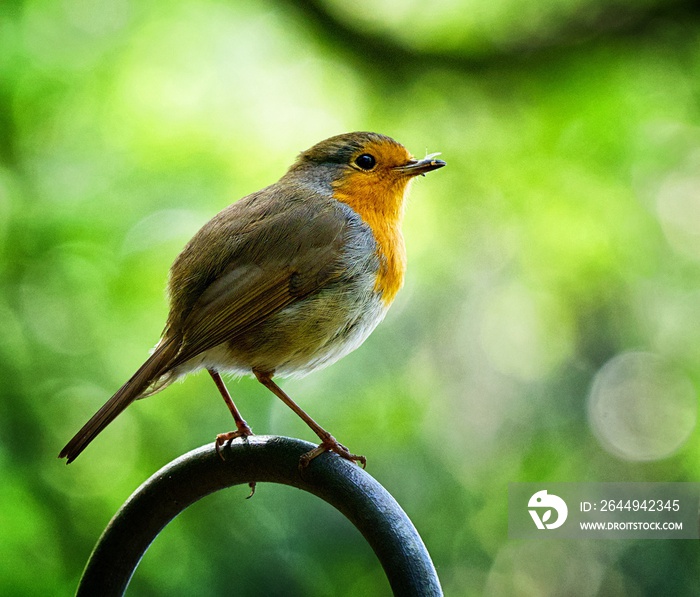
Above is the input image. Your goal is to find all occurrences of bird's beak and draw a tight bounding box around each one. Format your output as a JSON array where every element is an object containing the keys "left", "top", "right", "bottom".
[{"left": 395, "top": 152, "right": 446, "bottom": 177}]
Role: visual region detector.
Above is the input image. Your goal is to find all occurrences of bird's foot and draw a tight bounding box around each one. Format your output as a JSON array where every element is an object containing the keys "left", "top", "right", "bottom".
[
  {"left": 215, "top": 422, "right": 256, "bottom": 497},
  {"left": 214, "top": 420, "right": 254, "bottom": 461},
  {"left": 299, "top": 435, "right": 366, "bottom": 470}
]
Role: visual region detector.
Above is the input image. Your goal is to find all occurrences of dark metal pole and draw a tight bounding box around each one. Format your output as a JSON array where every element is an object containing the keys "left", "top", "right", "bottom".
[{"left": 77, "top": 436, "right": 442, "bottom": 596}]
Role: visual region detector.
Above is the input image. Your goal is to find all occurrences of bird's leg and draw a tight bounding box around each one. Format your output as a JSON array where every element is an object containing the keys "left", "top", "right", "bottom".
[
  {"left": 208, "top": 369, "right": 254, "bottom": 459},
  {"left": 253, "top": 369, "right": 366, "bottom": 470}
]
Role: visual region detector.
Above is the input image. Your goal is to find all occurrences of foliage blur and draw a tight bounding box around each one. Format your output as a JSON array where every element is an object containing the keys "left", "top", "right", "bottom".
[{"left": 1, "top": 0, "right": 699, "bottom": 595}]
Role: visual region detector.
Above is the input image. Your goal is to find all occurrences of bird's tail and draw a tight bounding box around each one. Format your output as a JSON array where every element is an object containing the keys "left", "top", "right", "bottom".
[{"left": 59, "top": 337, "right": 180, "bottom": 463}]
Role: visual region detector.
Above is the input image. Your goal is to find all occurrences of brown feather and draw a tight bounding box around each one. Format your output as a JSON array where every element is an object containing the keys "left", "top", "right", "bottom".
[{"left": 165, "top": 193, "right": 351, "bottom": 368}]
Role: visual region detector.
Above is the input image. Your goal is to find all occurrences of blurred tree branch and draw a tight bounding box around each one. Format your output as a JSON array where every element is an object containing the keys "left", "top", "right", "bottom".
[
  {"left": 0, "top": 88, "right": 15, "bottom": 167},
  {"left": 0, "top": 0, "right": 24, "bottom": 169},
  {"left": 280, "top": 0, "right": 700, "bottom": 74}
]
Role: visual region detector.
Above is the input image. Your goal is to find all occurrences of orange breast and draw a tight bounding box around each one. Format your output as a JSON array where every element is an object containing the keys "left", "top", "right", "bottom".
[{"left": 333, "top": 177, "right": 408, "bottom": 307}]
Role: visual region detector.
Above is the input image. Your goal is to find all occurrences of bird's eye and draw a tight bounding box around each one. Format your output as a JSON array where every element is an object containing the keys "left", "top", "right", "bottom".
[{"left": 354, "top": 154, "right": 376, "bottom": 170}]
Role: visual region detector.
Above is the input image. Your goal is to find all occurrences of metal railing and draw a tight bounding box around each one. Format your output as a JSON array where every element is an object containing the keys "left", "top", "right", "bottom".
[{"left": 76, "top": 436, "right": 443, "bottom": 596}]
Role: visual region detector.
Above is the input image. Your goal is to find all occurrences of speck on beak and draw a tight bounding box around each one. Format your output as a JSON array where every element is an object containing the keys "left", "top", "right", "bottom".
[{"left": 396, "top": 153, "right": 446, "bottom": 177}]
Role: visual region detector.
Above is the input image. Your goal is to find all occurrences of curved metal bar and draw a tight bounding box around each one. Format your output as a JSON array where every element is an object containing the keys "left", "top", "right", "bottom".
[{"left": 77, "top": 436, "right": 443, "bottom": 596}]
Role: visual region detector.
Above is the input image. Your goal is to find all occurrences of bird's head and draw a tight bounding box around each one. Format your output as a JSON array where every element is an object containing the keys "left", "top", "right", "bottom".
[{"left": 288, "top": 131, "right": 445, "bottom": 220}]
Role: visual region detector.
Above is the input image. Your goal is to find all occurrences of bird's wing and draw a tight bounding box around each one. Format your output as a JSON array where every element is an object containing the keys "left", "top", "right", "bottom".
[{"left": 166, "top": 191, "right": 358, "bottom": 369}]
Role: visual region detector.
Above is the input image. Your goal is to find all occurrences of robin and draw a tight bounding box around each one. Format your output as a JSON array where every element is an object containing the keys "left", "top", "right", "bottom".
[{"left": 59, "top": 132, "right": 445, "bottom": 467}]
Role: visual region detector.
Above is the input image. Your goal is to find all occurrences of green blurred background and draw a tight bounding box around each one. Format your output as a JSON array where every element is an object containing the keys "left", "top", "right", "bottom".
[{"left": 1, "top": 0, "right": 700, "bottom": 595}]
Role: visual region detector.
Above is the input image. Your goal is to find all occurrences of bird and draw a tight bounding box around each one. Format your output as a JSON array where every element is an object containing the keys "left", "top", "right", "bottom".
[{"left": 59, "top": 131, "right": 445, "bottom": 467}]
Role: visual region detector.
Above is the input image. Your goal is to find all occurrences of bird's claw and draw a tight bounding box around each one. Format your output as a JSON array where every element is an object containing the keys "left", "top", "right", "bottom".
[
  {"left": 214, "top": 425, "right": 257, "bottom": 498},
  {"left": 214, "top": 423, "right": 254, "bottom": 461},
  {"left": 299, "top": 436, "right": 366, "bottom": 470}
]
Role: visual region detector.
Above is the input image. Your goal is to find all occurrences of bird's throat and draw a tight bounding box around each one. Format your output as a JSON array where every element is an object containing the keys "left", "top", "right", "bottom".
[{"left": 332, "top": 183, "right": 407, "bottom": 306}]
